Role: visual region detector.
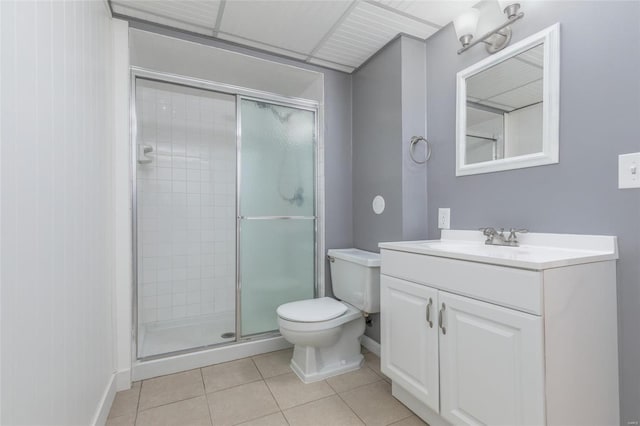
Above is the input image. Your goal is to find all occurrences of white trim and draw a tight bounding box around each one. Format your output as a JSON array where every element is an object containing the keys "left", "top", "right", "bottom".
[
  {"left": 361, "top": 334, "right": 381, "bottom": 356},
  {"left": 91, "top": 374, "right": 117, "bottom": 426},
  {"left": 112, "top": 18, "right": 133, "bottom": 393},
  {"left": 115, "top": 369, "right": 132, "bottom": 392},
  {"left": 456, "top": 23, "right": 560, "bottom": 176}
]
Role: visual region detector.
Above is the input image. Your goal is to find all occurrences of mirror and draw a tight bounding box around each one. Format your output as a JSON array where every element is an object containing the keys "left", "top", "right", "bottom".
[{"left": 456, "top": 24, "right": 560, "bottom": 176}]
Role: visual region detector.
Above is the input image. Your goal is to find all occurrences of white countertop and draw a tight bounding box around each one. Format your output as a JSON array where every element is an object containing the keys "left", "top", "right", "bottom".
[{"left": 378, "top": 230, "right": 618, "bottom": 270}]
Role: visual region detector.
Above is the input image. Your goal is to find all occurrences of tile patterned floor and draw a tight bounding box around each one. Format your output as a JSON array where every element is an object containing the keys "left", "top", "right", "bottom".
[{"left": 106, "top": 348, "right": 427, "bottom": 426}]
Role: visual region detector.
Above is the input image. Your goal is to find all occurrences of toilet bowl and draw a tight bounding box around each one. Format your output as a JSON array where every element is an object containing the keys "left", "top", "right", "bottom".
[
  {"left": 277, "top": 249, "right": 380, "bottom": 383},
  {"left": 277, "top": 297, "right": 365, "bottom": 383}
]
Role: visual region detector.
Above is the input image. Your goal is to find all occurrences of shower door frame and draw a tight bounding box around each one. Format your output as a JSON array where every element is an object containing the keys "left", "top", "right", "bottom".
[{"left": 130, "top": 67, "right": 324, "bottom": 362}]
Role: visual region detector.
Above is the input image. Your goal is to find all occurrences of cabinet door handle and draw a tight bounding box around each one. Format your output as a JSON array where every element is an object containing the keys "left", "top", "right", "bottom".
[
  {"left": 438, "top": 303, "right": 447, "bottom": 335},
  {"left": 426, "top": 298, "right": 433, "bottom": 328}
]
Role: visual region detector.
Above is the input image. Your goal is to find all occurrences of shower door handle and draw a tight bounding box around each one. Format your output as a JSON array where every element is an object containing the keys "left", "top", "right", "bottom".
[{"left": 138, "top": 144, "right": 153, "bottom": 164}]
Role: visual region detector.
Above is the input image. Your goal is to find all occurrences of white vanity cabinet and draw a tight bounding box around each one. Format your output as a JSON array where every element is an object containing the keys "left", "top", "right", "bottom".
[
  {"left": 381, "top": 277, "right": 440, "bottom": 411},
  {"left": 379, "top": 231, "right": 620, "bottom": 426}
]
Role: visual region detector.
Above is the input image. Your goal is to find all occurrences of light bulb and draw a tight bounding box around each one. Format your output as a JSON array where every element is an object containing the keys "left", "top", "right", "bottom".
[{"left": 454, "top": 9, "right": 480, "bottom": 47}]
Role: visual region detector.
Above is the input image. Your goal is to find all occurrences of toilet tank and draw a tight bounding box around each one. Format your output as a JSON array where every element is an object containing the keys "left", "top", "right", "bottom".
[{"left": 327, "top": 248, "right": 381, "bottom": 313}]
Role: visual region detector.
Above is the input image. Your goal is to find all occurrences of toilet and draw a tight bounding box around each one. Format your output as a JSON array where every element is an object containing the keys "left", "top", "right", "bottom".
[{"left": 276, "top": 248, "right": 380, "bottom": 383}]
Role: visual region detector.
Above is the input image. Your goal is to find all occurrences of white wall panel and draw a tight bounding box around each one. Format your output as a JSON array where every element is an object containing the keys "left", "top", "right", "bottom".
[{"left": 1, "top": 1, "right": 116, "bottom": 424}]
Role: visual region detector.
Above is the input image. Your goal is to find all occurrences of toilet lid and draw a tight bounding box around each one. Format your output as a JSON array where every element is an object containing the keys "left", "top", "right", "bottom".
[{"left": 277, "top": 297, "right": 348, "bottom": 322}]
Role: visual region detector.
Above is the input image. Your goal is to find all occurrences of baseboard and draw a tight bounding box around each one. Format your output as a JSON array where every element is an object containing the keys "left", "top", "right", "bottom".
[
  {"left": 361, "top": 335, "right": 381, "bottom": 356},
  {"left": 115, "top": 368, "right": 132, "bottom": 391},
  {"left": 92, "top": 373, "right": 117, "bottom": 426}
]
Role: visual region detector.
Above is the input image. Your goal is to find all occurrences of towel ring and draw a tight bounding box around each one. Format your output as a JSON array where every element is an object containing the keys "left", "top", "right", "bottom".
[{"left": 409, "top": 136, "right": 431, "bottom": 164}]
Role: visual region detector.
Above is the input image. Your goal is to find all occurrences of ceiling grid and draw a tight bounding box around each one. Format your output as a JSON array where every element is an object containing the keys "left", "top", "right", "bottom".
[
  {"left": 212, "top": 0, "right": 227, "bottom": 37},
  {"left": 110, "top": 0, "right": 476, "bottom": 73}
]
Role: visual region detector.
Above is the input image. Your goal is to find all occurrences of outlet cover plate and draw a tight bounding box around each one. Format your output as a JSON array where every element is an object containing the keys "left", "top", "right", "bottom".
[{"left": 438, "top": 208, "right": 450, "bottom": 229}]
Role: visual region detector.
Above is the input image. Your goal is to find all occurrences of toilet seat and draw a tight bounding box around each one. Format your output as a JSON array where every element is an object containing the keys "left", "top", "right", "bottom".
[
  {"left": 277, "top": 297, "right": 347, "bottom": 322},
  {"left": 278, "top": 302, "right": 362, "bottom": 333}
]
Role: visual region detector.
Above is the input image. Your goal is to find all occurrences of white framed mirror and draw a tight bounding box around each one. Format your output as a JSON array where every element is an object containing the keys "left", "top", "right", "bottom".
[{"left": 456, "top": 23, "right": 560, "bottom": 176}]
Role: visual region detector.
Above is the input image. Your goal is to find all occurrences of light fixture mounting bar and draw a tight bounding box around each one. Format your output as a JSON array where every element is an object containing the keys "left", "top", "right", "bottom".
[{"left": 457, "top": 12, "right": 524, "bottom": 54}]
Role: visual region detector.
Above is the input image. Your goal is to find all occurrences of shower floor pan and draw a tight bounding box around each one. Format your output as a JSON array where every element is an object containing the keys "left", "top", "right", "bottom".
[{"left": 138, "top": 311, "right": 236, "bottom": 358}]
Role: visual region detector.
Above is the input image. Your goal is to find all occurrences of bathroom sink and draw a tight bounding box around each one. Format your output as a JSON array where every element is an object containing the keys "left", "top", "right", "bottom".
[
  {"left": 379, "top": 230, "right": 618, "bottom": 270},
  {"left": 418, "top": 240, "right": 533, "bottom": 257}
]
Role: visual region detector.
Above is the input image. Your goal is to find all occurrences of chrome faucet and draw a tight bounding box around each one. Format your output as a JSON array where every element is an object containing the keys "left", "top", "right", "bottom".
[{"left": 479, "top": 227, "right": 528, "bottom": 247}]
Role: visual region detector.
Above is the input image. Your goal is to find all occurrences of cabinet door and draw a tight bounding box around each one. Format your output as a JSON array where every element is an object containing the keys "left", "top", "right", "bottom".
[
  {"left": 439, "top": 291, "right": 545, "bottom": 426},
  {"left": 381, "top": 275, "right": 439, "bottom": 412}
]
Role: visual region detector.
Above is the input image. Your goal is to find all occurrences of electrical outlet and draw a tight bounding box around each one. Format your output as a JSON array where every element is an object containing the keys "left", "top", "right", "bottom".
[
  {"left": 438, "top": 208, "right": 450, "bottom": 229},
  {"left": 619, "top": 153, "right": 640, "bottom": 189}
]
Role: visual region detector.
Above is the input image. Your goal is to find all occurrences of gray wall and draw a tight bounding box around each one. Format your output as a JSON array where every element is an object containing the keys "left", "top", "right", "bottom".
[
  {"left": 127, "top": 22, "right": 354, "bottom": 297},
  {"left": 401, "top": 38, "right": 428, "bottom": 240},
  {"left": 352, "top": 36, "right": 427, "bottom": 341},
  {"left": 353, "top": 38, "right": 404, "bottom": 253},
  {"left": 424, "top": 1, "right": 640, "bottom": 423}
]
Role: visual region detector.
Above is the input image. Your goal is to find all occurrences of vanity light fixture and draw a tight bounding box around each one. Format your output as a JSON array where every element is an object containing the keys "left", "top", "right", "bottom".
[
  {"left": 453, "top": 9, "right": 480, "bottom": 49},
  {"left": 454, "top": 1, "right": 524, "bottom": 55}
]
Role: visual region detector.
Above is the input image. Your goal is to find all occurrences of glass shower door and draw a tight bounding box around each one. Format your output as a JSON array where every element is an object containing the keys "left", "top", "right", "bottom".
[
  {"left": 134, "top": 78, "right": 237, "bottom": 358},
  {"left": 239, "top": 99, "right": 316, "bottom": 336}
]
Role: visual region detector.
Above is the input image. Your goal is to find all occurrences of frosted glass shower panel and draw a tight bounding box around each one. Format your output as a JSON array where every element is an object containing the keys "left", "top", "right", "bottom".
[
  {"left": 239, "top": 98, "right": 316, "bottom": 336},
  {"left": 240, "top": 219, "right": 315, "bottom": 335},
  {"left": 240, "top": 100, "right": 315, "bottom": 217}
]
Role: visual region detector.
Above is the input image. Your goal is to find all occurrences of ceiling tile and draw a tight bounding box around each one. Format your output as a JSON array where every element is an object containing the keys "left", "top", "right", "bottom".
[
  {"left": 375, "top": 0, "right": 478, "bottom": 27},
  {"left": 111, "top": 0, "right": 220, "bottom": 35},
  {"left": 219, "top": 0, "right": 353, "bottom": 55},
  {"left": 313, "top": 1, "right": 437, "bottom": 68},
  {"left": 110, "top": 0, "right": 472, "bottom": 73}
]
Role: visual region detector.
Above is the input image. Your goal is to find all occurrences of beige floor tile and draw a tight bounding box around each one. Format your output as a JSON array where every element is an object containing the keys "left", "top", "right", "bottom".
[
  {"left": 136, "top": 396, "right": 211, "bottom": 426},
  {"left": 237, "top": 412, "right": 289, "bottom": 426},
  {"left": 283, "top": 395, "right": 363, "bottom": 426},
  {"left": 105, "top": 414, "right": 136, "bottom": 426},
  {"left": 138, "top": 369, "right": 205, "bottom": 411},
  {"left": 326, "top": 367, "right": 381, "bottom": 393},
  {"left": 252, "top": 349, "right": 293, "bottom": 378},
  {"left": 265, "top": 372, "right": 335, "bottom": 410},
  {"left": 202, "top": 358, "right": 262, "bottom": 393},
  {"left": 208, "top": 380, "right": 280, "bottom": 425},
  {"left": 363, "top": 352, "right": 390, "bottom": 381},
  {"left": 108, "top": 381, "right": 140, "bottom": 419},
  {"left": 389, "top": 415, "right": 428, "bottom": 426},
  {"left": 340, "top": 381, "right": 412, "bottom": 426}
]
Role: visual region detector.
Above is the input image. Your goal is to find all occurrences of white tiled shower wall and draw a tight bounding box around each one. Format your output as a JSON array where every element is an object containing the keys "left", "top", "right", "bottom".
[{"left": 136, "top": 80, "right": 236, "bottom": 325}]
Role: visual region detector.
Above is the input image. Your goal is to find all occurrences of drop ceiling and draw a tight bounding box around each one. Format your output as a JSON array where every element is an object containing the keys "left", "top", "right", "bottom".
[{"left": 109, "top": 0, "right": 477, "bottom": 73}]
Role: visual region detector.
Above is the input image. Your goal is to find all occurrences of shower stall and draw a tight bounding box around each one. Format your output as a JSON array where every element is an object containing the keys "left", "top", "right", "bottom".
[{"left": 132, "top": 69, "right": 320, "bottom": 361}]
